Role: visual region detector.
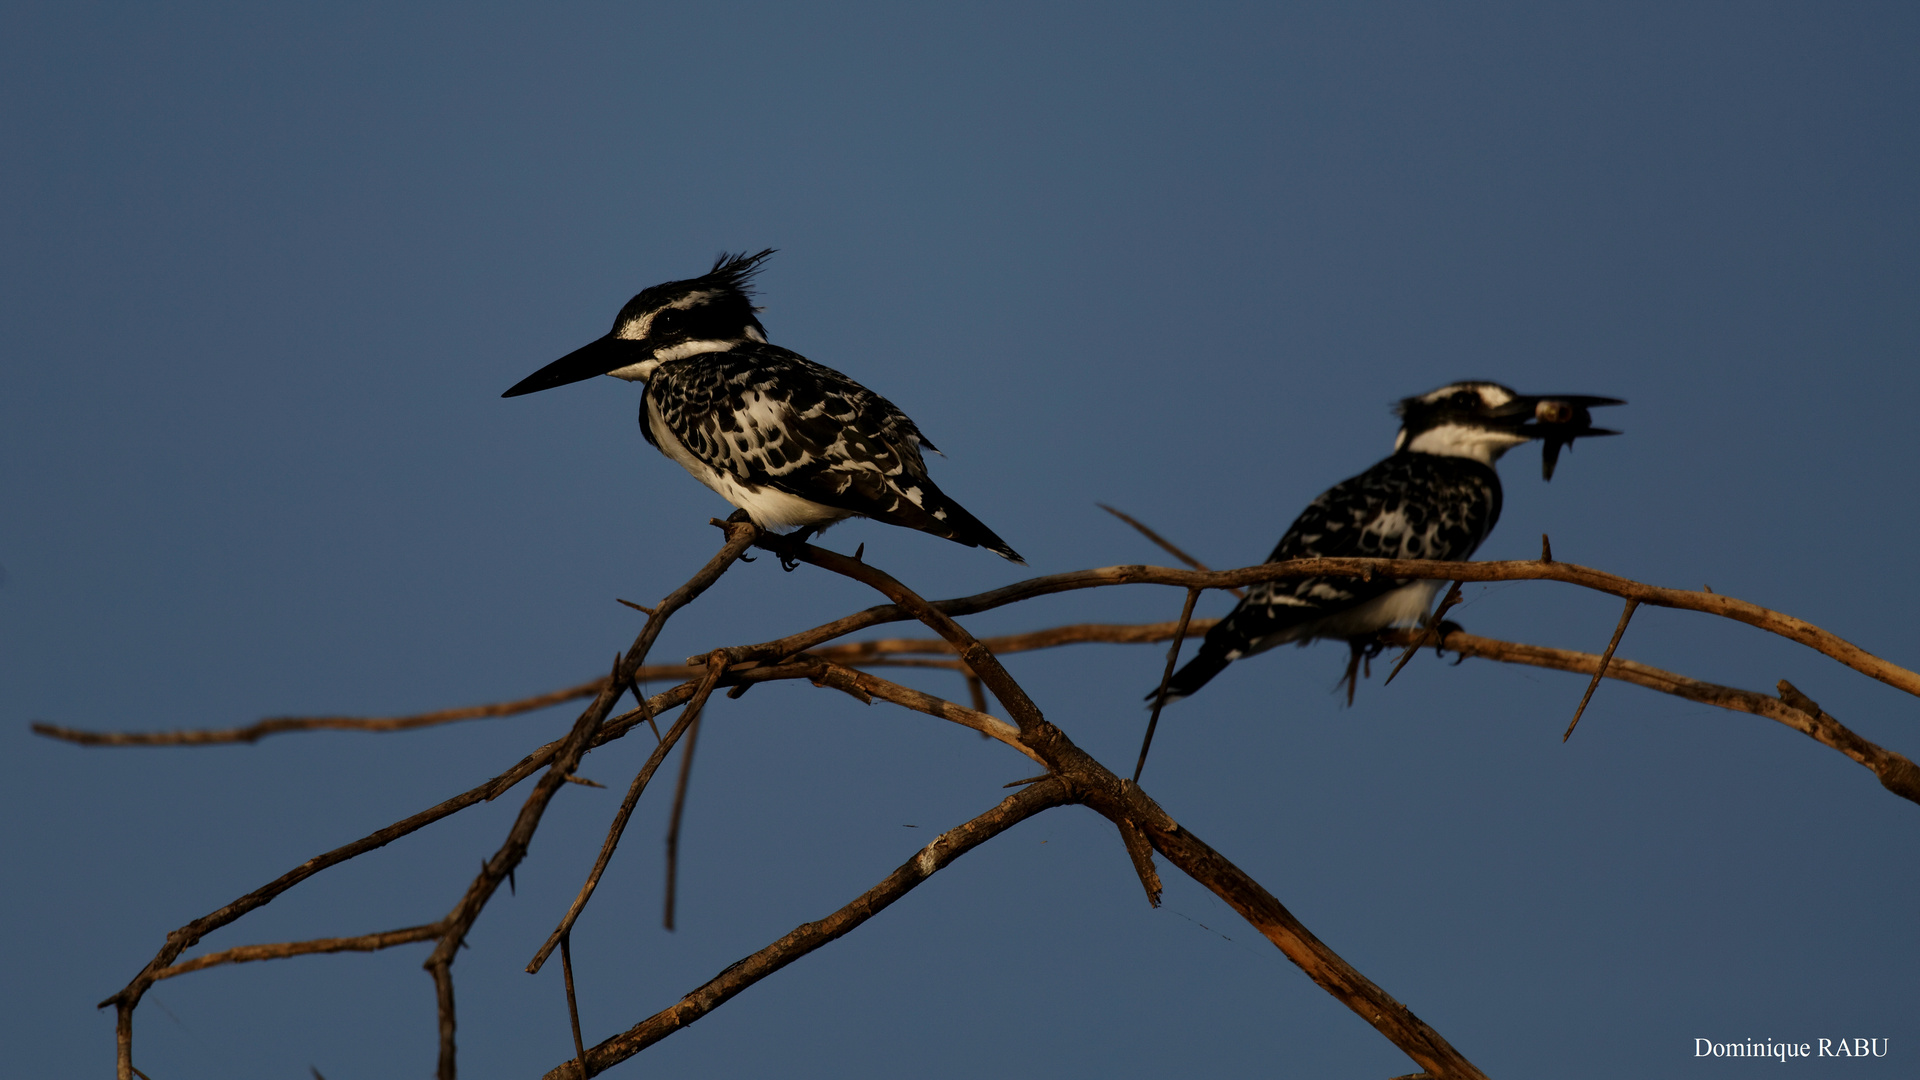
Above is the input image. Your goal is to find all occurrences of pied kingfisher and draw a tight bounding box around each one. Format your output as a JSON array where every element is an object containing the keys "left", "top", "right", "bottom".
[
  {"left": 504, "top": 251, "right": 1022, "bottom": 563},
  {"left": 1158, "top": 381, "right": 1621, "bottom": 702}
]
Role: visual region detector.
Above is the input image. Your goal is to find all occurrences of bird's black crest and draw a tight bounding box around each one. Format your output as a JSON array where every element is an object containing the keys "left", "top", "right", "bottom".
[{"left": 703, "top": 248, "right": 777, "bottom": 297}]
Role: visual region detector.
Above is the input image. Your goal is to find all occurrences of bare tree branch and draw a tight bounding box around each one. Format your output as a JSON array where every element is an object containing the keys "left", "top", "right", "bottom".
[
  {"left": 82, "top": 519, "right": 1915, "bottom": 1080},
  {"left": 541, "top": 779, "right": 1073, "bottom": 1079},
  {"left": 779, "top": 537, "right": 1489, "bottom": 1079},
  {"left": 713, "top": 558, "right": 1920, "bottom": 700},
  {"left": 421, "top": 522, "right": 758, "bottom": 1078},
  {"left": 527, "top": 681, "right": 714, "bottom": 973},
  {"left": 1382, "top": 627, "right": 1920, "bottom": 806},
  {"left": 800, "top": 661, "right": 1044, "bottom": 766},
  {"left": 31, "top": 625, "right": 1193, "bottom": 750},
  {"left": 31, "top": 679, "right": 606, "bottom": 746}
]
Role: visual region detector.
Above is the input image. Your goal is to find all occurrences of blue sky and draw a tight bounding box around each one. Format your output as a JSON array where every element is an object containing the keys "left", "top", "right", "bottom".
[{"left": 4, "top": 4, "right": 1916, "bottom": 1077}]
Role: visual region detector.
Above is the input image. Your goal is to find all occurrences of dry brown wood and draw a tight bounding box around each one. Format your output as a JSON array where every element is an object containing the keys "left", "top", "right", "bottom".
[
  {"left": 1381, "top": 627, "right": 1920, "bottom": 806},
  {"left": 1134, "top": 588, "right": 1202, "bottom": 782},
  {"left": 527, "top": 674, "right": 718, "bottom": 973},
  {"left": 31, "top": 678, "right": 607, "bottom": 747},
  {"left": 1563, "top": 598, "right": 1640, "bottom": 741},
  {"left": 148, "top": 924, "right": 441, "bottom": 981},
  {"left": 84, "top": 520, "right": 1917, "bottom": 1080},
  {"left": 1098, "top": 502, "right": 1246, "bottom": 597},
  {"left": 30, "top": 625, "right": 1193, "bottom": 751},
  {"left": 798, "top": 661, "right": 1045, "bottom": 766},
  {"left": 48, "top": 551, "right": 1916, "bottom": 756},
  {"left": 541, "top": 779, "right": 1074, "bottom": 1079},
  {"left": 777, "top": 537, "right": 1489, "bottom": 1080},
  {"left": 713, "top": 558, "right": 1920, "bottom": 701},
  {"left": 420, "top": 522, "right": 759, "bottom": 1080},
  {"left": 561, "top": 933, "right": 588, "bottom": 1080},
  {"left": 1383, "top": 582, "right": 1462, "bottom": 686},
  {"left": 663, "top": 654, "right": 729, "bottom": 931}
]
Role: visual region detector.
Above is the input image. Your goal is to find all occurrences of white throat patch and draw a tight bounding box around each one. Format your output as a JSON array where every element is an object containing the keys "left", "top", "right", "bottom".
[
  {"left": 604, "top": 339, "right": 739, "bottom": 382},
  {"left": 1400, "top": 422, "right": 1530, "bottom": 464}
]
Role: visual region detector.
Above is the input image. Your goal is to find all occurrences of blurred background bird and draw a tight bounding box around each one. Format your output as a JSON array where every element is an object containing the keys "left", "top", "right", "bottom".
[{"left": 1157, "top": 381, "right": 1621, "bottom": 702}]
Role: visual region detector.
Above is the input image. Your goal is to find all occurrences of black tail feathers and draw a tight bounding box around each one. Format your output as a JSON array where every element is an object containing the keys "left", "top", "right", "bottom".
[{"left": 882, "top": 482, "right": 1024, "bottom": 563}]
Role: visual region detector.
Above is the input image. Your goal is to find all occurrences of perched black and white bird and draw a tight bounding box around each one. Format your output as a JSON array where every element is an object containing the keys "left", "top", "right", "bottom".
[
  {"left": 1157, "top": 381, "right": 1621, "bottom": 702},
  {"left": 504, "top": 250, "right": 1021, "bottom": 563}
]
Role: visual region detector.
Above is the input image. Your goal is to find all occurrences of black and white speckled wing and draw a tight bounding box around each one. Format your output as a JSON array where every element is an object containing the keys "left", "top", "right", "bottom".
[
  {"left": 1161, "top": 453, "right": 1501, "bottom": 700},
  {"left": 642, "top": 343, "right": 1022, "bottom": 561}
]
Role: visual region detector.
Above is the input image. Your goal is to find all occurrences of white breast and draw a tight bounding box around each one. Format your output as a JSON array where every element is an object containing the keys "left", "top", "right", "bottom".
[
  {"left": 1308, "top": 580, "right": 1443, "bottom": 638},
  {"left": 644, "top": 398, "right": 850, "bottom": 530}
]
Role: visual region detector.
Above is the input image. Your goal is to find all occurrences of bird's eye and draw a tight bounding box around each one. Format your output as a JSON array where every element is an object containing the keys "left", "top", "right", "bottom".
[{"left": 1450, "top": 390, "right": 1479, "bottom": 407}]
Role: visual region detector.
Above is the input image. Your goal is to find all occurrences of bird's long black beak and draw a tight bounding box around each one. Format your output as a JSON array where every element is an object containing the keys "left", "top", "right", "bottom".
[
  {"left": 1509, "top": 394, "right": 1625, "bottom": 480},
  {"left": 501, "top": 334, "right": 649, "bottom": 398}
]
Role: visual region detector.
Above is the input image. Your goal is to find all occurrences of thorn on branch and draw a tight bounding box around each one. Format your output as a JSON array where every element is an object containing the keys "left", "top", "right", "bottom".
[
  {"left": 1003, "top": 773, "right": 1053, "bottom": 788},
  {"left": 561, "top": 774, "right": 606, "bottom": 788},
  {"left": 1115, "top": 817, "right": 1164, "bottom": 908},
  {"left": 1134, "top": 588, "right": 1202, "bottom": 783},
  {"left": 1564, "top": 598, "right": 1640, "bottom": 742},
  {"left": 1383, "top": 583, "right": 1463, "bottom": 687},
  {"left": 1777, "top": 679, "right": 1822, "bottom": 717},
  {"left": 1540, "top": 533, "right": 1553, "bottom": 563},
  {"left": 616, "top": 598, "right": 655, "bottom": 615},
  {"left": 853, "top": 542, "right": 865, "bottom": 562}
]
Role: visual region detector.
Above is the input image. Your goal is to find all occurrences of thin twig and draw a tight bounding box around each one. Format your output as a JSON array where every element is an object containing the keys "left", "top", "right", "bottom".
[
  {"left": 797, "top": 662, "right": 1044, "bottom": 766},
  {"left": 664, "top": 654, "right": 729, "bottom": 931},
  {"left": 1098, "top": 503, "right": 1245, "bottom": 597},
  {"left": 528, "top": 686, "right": 712, "bottom": 973},
  {"left": 964, "top": 674, "right": 988, "bottom": 714},
  {"left": 1134, "top": 588, "right": 1202, "bottom": 783},
  {"left": 1564, "top": 599, "right": 1639, "bottom": 741},
  {"left": 151, "top": 924, "right": 441, "bottom": 981},
  {"left": 33, "top": 679, "right": 607, "bottom": 747},
  {"left": 542, "top": 780, "right": 1073, "bottom": 1079},
  {"left": 561, "top": 933, "right": 588, "bottom": 1080}
]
